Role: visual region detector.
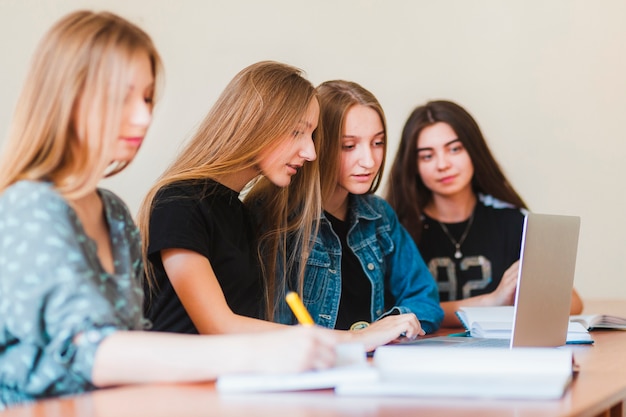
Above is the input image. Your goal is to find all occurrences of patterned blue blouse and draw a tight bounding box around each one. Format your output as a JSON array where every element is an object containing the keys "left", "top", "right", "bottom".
[{"left": 0, "top": 181, "right": 146, "bottom": 408}]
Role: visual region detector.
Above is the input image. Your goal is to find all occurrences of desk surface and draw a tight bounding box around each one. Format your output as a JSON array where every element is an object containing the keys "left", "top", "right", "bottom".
[{"left": 2, "top": 299, "right": 626, "bottom": 417}]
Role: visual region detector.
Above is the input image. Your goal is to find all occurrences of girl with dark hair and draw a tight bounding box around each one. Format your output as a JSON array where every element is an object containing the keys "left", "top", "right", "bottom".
[{"left": 386, "top": 100, "right": 582, "bottom": 327}]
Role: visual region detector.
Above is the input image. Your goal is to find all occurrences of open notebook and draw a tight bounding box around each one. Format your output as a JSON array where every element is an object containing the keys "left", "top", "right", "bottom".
[
  {"left": 456, "top": 305, "right": 592, "bottom": 344},
  {"left": 570, "top": 313, "right": 626, "bottom": 330},
  {"left": 216, "top": 343, "right": 375, "bottom": 393}
]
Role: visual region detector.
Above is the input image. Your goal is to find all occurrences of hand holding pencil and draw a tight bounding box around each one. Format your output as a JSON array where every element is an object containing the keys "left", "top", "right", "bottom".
[{"left": 285, "top": 291, "right": 423, "bottom": 353}]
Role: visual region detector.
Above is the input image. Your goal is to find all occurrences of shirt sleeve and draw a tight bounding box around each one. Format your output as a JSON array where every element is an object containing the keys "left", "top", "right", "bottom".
[
  {"left": 147, "top": 185, "right": 213, "bottom": 262},
  {"left": 379, "top": 199, "right": 444, "bottom": 334},
  {"left": 0, "top": 183, "right": 128, "bottom": 399}
]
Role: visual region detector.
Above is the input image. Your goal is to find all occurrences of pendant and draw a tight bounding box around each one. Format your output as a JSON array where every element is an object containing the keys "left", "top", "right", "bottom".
[{"left": 454, "top": 248, "right": 463, "bottom": 259}]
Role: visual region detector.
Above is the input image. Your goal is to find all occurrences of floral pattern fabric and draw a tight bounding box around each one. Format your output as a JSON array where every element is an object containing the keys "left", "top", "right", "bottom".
[{"left": 0, "top": 181, "right": 146, "bottom": 408}]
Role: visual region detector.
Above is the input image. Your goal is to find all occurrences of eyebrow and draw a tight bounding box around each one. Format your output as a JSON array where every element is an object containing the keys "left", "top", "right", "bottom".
[
  {"left": 127, "top": 82, "right": 156, "bottom": 93},
  {"left": 343, "top": 130, "right": 385, "bottom": 139},
  {"left": 416, "top": 137, "right": 461, "bottom": 152}
]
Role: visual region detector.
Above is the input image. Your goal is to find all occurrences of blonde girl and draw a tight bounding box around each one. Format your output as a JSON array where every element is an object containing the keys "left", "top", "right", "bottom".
[{"left": 0, "top": 12, "right": 336, "bottom": 408}]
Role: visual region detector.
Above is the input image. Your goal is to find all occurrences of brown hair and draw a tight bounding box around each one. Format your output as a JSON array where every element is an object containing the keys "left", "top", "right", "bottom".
[{"left": 316, "top": 80, "right": 387, "bottom": 202}]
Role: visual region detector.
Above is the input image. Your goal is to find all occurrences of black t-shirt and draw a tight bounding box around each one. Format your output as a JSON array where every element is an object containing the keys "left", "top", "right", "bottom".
[
  {"left": 417, "top": 196, "right": 525, "bottom": 302},
  {"left": 325, "top": 211, "right": 372, "bottom": 330},
  {"left": 144, "top": 179, "right": 264, "bottom": 334}
]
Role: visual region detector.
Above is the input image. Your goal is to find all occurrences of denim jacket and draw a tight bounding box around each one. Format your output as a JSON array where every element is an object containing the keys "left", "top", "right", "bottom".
[{"left": 276, "top": 194, "right": 443, "bottom": 334}]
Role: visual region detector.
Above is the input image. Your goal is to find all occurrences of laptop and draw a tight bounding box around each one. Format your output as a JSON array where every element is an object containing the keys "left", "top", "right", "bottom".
[{"left": 399, "top": 212, "right": 581, "bottom": 349}]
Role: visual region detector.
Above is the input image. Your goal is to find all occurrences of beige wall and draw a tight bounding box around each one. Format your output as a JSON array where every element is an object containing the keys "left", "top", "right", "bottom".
[{"left": 2, "top": 0, "right": 625, "bottom": 300}]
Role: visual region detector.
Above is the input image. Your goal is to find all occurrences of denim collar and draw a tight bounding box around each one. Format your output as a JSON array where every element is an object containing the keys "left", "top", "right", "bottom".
[{"left": 321, "top": 194, "right": 383, "bottom": 225}]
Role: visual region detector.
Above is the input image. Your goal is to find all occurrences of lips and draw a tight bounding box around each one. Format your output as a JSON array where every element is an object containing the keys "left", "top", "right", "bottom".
[
  {"left": 120, "top": 136, "right": 143, "bottom": 146},
  {"left": 349, "top": 174, "right": 374, "bottom": 185},
  {"left": 287, "top": 164, "right": 302, "bottom": 175},
  {"left": 438, "top": 175, "right": 456, "bottom": 184}
]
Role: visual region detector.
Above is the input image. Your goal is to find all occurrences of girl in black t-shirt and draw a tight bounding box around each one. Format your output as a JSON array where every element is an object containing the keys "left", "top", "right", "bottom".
[
  {"left": 386, "top": 100, "right": 583, "bottom": 327},
  {"left": 139, "top": 61, "right": 320, "bottom": 335}
]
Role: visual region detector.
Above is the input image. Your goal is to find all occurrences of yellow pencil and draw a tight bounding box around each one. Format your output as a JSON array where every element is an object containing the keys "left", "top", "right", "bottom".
[{"left": 285, "top": 291, "right": 314, "bottom": 326}]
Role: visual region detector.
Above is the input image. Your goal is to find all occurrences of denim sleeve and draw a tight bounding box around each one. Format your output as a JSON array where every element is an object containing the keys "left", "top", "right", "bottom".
[
  {"left": 0, "top": 183, "right": 126, "bottom": 402},
  {"left": 379, "top": 200, "right": 444, "bottom": 333}
]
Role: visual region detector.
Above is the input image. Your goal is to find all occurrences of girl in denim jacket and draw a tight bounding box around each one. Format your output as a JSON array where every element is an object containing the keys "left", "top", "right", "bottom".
[{"left": 274, "top": 80, "right": 444, "bottom": 334}]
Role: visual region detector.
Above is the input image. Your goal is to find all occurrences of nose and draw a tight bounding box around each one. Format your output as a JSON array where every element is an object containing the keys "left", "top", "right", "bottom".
[
  {"left": 128, "top": 98, "right": 153, "bottom": 128},
  {"left": 299, "top": 135, "right": 317, "bottom": 162},
  {"left": 436, "top": 152, "right": 451, "bottom": 171},
  {"left": 358, "top": 146, "right": 375, "bottom": 169}
]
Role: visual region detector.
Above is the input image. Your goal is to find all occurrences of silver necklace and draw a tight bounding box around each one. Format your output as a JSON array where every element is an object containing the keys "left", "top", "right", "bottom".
[{"left": 437, "top": 210, "right": 475, "bottom": 260}]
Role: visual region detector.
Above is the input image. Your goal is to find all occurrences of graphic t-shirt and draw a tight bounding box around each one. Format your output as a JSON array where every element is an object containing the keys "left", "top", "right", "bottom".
[{"left": 417, "top": 195, "right": 525, "bottom": 302}]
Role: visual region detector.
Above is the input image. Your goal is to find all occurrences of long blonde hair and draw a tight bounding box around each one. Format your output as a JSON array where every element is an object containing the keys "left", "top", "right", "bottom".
[
  {"left": 0, "top": 10, "right": 162, "bottom": 199},
  {"left": 138, "top": 61, "right": 323, "bottom": 321}
]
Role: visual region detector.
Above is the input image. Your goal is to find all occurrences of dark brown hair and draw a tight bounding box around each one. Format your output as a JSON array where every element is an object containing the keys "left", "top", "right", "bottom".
[{"left": 385, "top": 100, "right": 527, "bottom": 243}]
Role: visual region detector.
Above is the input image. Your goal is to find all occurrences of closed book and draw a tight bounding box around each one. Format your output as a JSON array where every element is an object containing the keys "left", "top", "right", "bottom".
[{"left": 336, "top": 346, "right": 574, "bottom": 400}]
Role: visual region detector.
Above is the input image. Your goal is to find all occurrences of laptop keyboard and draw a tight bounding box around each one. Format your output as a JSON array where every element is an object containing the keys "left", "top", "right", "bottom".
[
  {"left": 396, "top": 336, "right": 512, "bottom": 348},
  {"left": 454, "top": 338, "right": 511, "bottom": 348}
]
